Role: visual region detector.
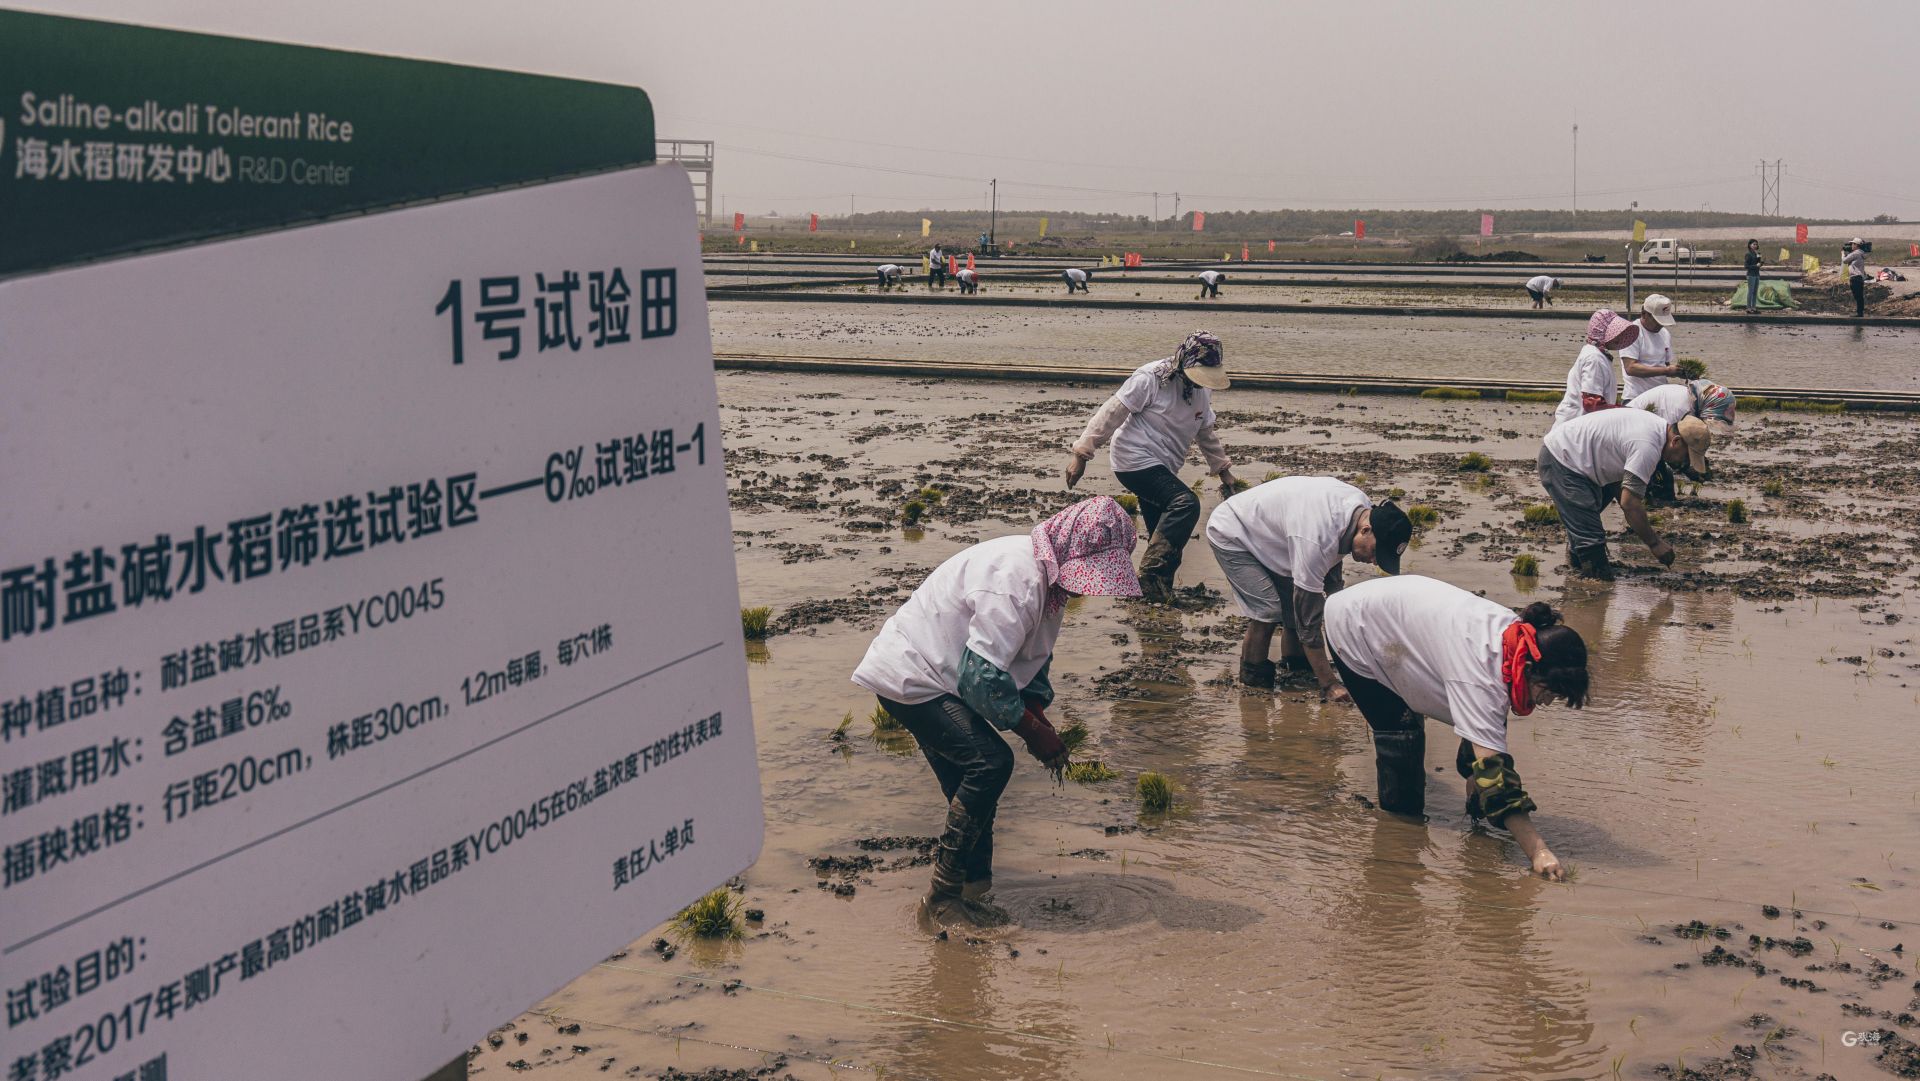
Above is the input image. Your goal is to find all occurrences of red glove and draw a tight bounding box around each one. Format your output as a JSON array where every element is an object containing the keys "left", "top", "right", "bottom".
[
  {"left": 1580, "top": 393, "right": 1621, "bottom": 415},
  {"left": 1015, "top": 705, "right": 1067, "bottom": 770}
]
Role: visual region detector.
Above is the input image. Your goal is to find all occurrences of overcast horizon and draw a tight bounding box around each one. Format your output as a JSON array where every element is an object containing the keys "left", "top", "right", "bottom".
[{"left": 18, "top": 0, "right": 1919, "bottom": 221}]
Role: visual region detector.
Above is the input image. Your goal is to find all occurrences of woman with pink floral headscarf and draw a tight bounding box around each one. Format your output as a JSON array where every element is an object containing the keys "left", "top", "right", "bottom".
[
  {"left": 853, "top": 497, "right": 1140, "bottom": 922},
  {"left": 1550, "top": 310, "right": 1641, "bottom": 429}
]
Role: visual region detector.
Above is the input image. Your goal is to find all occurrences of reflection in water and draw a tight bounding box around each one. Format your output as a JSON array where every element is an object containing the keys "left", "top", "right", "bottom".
[{"left": 878, "top": 931, "right": 1074, "bottom": 1081}]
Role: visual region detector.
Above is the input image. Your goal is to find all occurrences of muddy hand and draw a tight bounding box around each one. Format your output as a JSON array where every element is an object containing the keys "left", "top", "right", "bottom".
[
  {"left": 1065, "top": 453, "right": 1087, "bottom": 489},
  {"left": 1652, "top": 540, "right": 1676, "bottom": 568},
  {"left": 1015, "top": 707, "right": 1067, "bottom": 774},
  {"left": 1532, "top": 848, "right": 1565, "bottom": 881}
]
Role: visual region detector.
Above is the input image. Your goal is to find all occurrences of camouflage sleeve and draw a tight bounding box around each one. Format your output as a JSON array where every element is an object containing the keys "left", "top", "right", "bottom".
[{"left": 1462, "top": 746, "right": 1538, "bottom": 827}]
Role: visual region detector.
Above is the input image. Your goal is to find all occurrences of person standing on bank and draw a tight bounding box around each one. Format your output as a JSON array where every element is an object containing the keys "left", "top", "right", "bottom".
[
  {"left": 955, "top": 267, "right": 979, "bottom": 294},
  {"left": 1206, "top": 476, "right": 1413, "bottom": 692},
  {"left": 1066, "top": 331, "right": 1239, "bottom": 604},
  {"left": 1324, "top": 576, "right": 1592, "bottom": 880},
  {"left": 1198, "top": 269, "right": 1227, "bottom": 298},
  {"left": 1620, "top": 294, "right": 1679, "bottom": 402},
  {"left": 928, "top": 245, "right": 948, "bottom": 289},
  {"left": 851, "top": 497, "right": 1142, "bottom": 918},
  {"left": 1843, "top": 239, "right": 1869, "bottom": 317},
  {"left": 1552, "top": 310, "right": 1641, "bottom": 428},
  {"left": 1525, "top": 274, "right": 1563, "bottom": 309},
  {"left": 1743, "top": 239, "right": 1764, "bottom": 313},
  {"left": 1062, "top": 267, "right": 1092, "bottom": 293},
  {"left": 1537, "top": 407, "right": 1710, "bottom": 579}
]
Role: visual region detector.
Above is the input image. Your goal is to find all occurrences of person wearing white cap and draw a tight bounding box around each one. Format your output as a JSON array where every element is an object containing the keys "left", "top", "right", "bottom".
[
  {"left": 1843, "top": 240, "right": 1869, "bottom": 317},
  {"left": 1620, "top": 294, "right": 1680, "bottom": 402},
  {"left": 1524, "top": 274, "right": 1562, "bottom": 309},
  {"left": 1536, "top": 408, "right": 1710, "bottom": 579},
  {"left": 1067, "top": 332, "right": 1239, "bottom": 604}
]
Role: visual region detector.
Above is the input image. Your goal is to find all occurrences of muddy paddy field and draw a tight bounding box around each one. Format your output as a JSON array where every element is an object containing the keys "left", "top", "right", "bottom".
[{"left": 470, "top": 374, "right": 1920, "bottom": 1081}]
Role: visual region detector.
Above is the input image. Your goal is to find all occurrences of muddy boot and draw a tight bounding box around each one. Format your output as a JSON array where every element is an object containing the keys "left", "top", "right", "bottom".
[
  {"left": 1239, "top": 659, "right": 1277, "bottom": 689},
  {"left": 1572, "top": 544, "right": 1615, "bottom": 581},
  {"left": 1280, "top": 653, "right": 1314, "bottom": 675},
  {"left": 1138, "top": 574, "right": 1177, "bottom": 606},
  {"left": 1370, "top": 717, "right": 1427, "bottom": 816},
  {"left": 962, "top": 878, "right": 993, "bottom": 903},
  {"left": 926, "top": 798, "right": 981, "bottom": 904}
]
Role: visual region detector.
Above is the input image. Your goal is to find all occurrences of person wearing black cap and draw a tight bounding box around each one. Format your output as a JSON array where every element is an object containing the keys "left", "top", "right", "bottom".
[
  {"left": 1324, "top": 577, "right": 1592, "bottom": 880},
  {"left": 1205, "top": 476, "right": 1412, "bottom": 694}
]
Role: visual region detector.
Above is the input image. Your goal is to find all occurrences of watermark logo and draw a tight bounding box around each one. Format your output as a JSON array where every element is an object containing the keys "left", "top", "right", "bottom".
[{"left": 1841, "top": 1030, "right": 1887, "bottom": 1048}]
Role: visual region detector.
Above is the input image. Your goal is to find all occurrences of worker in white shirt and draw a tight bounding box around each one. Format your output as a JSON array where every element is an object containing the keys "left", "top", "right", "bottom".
[
  {"left": 875, "top": 263, "right": 904, "bottom": 291},
  {"left": 1552, "top": 310, "right": 1641, "bottom": 428},
  {"left": 1620, "top": 294, "right": 1679, "bottom": 402},
  {"left": 1198, "top": 270, "right": 1227, "bottom": 299},
  {"left": 1628, "top": 381, "right": 1736, "bottom": 499},
  {"left": 955, "top": 267, "right": 979, "bottom": 294},
  {"left": 852, "top": 497, "right": 1141, "bottom": 921},
  {"left": 1062, "top": 267, "right": 1091, "bottom": 293},
  {"left": 1843, "top": 239, "right": 1869, "bottom": 317},
  {"left": 1205, "top": 476, "right": 1413, "bottom": 691},
  {"left": 928, "top": 245, "right": 947, "bottom": 289},
  {"left": 1066, "top": 332, "right": 1239, "bottom": 604},
  {"left": 1536, "top": 408, "right": 1709, "bottom": 579},
  {"left": 1325, "top": 576, "right": 1593, "bottom": 880},
  {"left": 1525, "top": 275, "right": 1562, "bottom": 309}
]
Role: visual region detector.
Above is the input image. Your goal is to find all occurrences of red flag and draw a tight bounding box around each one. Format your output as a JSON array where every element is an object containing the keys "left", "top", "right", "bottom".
[
  {"left": 966, "top": 253, "right": 975, "bottom": 270},
  {"left": 1267, "top": 240, "right": 1275, "bottom": 252},
  {"left": 1241, "top": 244, "right": 1250, "bottom": 261},
  {"left": 1795, "top": 223, "right": 1808, "bottom": 244},
  {"left": 1354, "top": 219, "right": 1365, "bottom": 239},
  {"left": 733, "top": 211, "right": 745, "bottom": 232},
  {"left": 736, "top": 234, "right": 745, "bottom": 246},
  {"left": 948, "top": 255, "right": 957, "bottom": 275},
  {"left": 809, "top": 213, "right": 818, "bottom": 233},
  {"left": 1191, "top": 211, "right": 1206, "bottom": 232},
  {"left": 1911, "top": 243, "right": 1919, "bottom": 258},
  {"left": 1480, "top": 213, "right": 1494, "bottom": 237}
]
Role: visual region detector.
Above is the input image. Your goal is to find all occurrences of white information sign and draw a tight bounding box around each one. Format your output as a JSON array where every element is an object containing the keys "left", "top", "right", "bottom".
[{"left": 0, "top": 164, "right": 762, "bottom": 1081}]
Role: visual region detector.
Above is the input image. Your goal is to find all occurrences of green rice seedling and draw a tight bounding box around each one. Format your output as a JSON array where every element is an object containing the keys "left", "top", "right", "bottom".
[
  {"left": 1512, "top": 553, "right": 1540, "bottom": 576},
  {"left": 1065, "top": 761, "right": 1118, "bottom": 784},
  {"left": 1226, "top": 477, "right": 1251, "bottom": 495},
  {"left": 1457, "top": 451, "right": 1492, "bottom": 472},
  {"left": 1263, "top": 470, "right": 1284, "bottom": 483},
  {"left": 1737, "top": 395, "right": 1780, "bottom": 411},
  {"left": 1523, "top": 504, "right": 1560, "bottom": 525},
  {"left": 1388, "top": 487, "right": 1406, "bottom": 499},
  {"left": 1675, "top": 356, "right": 1708, "bottom": 380},
  {"left": 740, "top": 606, "right": 773, "bottom": 640},
  {"left": 917, "top": 485, "right": 945, "bottom": 503},
  {"left": 1419, "top": 387, "right": 1480, "bottom": 400},
  {"left": 672, "top": 887, "right": 743, "bottom": 940},
  {"left": 1058, "top": 719, "right": 1091, "bottom": 754},
  {"left": 900, "top": 499, "right": 927, "bottom": 526},
  {"left": 1505, "top": 389, "right": 1562, "bottom": 403},
  {"left": 1779, "top": 399, "right": 1844, "bottom": 413},
  {"left": 1761, "top": 476, "right": 1785, "bottom": 497},
  {"left": 1115, "top": 492, "right": 1139, "bottom": 515},
  {"left": 1725, "top": 498, "right": 1748, "bottom": 524},
  {"left": 829, "top": 711, "right": 854, "bottom": 741},
  {"left": 1137, "top": 772, "right": 1174, "bottom": 812},
  {"left": 1405, "top": 504, "right": 1440, "bottom": 529},
  {"left": 869, "top": 703, "right": 905, "bottom": 732}
]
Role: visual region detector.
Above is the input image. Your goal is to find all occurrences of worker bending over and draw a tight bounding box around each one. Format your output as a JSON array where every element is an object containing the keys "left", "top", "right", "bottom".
[{"left": 1537, "top": 408, "right": 1709, "bottom": 579}]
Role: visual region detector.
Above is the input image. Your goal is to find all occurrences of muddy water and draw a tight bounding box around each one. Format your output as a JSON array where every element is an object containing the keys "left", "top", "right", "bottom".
[
  {"left": 467, "top": 375, "right": 1920, "bottom": 1080},
  {"left": 711, "top": 300, "right": 1920, "bottom": 396},
  {"left": 779, "top": 280, "right": 1733, "bottom": 313}
]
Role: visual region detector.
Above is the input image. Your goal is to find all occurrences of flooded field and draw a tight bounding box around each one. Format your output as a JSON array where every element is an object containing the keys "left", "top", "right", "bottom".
[
  {"left": 711, "top": 300, "right": 1920, "bottom": 394},
  {"left": 471, "top": 373, "right": 1920, "bottom": 1080},
  {"left": 777, "top": 280, "right": 1734, "bottom": 313}
]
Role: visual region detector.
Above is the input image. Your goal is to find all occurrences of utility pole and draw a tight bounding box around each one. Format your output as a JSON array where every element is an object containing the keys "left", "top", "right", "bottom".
[
  {"left": 988, "top": 177, "right": 997, "bottom": 250},
  {"left": 1571, "top": 121, "right": 1580, "bottom": 225},
  {"left": 1152, "top": 192, "right": 1159, "bottom": 229},
  {"left": 1173, "top": 192, "right": 1181, "bottom": 223}
]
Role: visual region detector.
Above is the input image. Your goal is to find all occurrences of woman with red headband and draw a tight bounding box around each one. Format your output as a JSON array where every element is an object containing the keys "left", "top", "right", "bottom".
[{"left": 1323, "top": 575, "right": 1590, "bottom": 880}]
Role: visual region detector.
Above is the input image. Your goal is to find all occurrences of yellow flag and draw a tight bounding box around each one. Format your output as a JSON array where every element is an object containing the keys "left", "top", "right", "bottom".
[
  {"left": 922, "top": 256, "right": 930, "bottom": 273},
  {"left": 749, "top": 240, "right": 758, "bottom": 252},
  {"left": 1224, "top": 251, "right": 1231, "bottom": 262},
  {"left": 1802, "top": 254, "right": 1819, "bottom": 273},
  {"left": 1632, "top": 220, "right": 1647, "bottom": 244},
  {"left": 1778, "top": 248, "right": 1790, "bottom": 261},
  {"left": 921, "top": 218, "right": 931, "bottom": 238},
  {"left": 849, "top": 240, "right": 856, "bottom": 249},
  {"left": 1038, "top": 217, "right": 1049, "bottom": 238}
]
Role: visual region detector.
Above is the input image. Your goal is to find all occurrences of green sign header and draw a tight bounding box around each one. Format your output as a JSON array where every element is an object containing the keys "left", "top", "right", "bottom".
[{"left": 0, "top": 11, "right": 655, "bottom": 277}]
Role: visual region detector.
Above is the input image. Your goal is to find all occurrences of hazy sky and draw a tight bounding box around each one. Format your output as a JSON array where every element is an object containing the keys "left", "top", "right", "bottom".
[{"left": 21, "top": 0, "right": 1920, "bottom": 219}]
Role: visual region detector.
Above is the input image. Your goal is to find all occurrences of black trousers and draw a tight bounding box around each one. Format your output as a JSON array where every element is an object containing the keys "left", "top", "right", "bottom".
[
  {"left": 930, "top": 266, "right": 947, "bottom": 287},
  {"left": 1201, "top": 281, "right": 1220, "bottom": 298},
  {"left": 1851, "top": 276, "right": 1866, "bottom": 316},
  {"left": 1329, "top": 650, "right": 1427, "bottom": 816},
  {"left": 878, "top": 694, "right": 1012, "bottom": 882},
  {"left": 959, "top": 278, "right": 977, "bottom": 294},
  {"left": 1115, "top": 464, "right": 1200, "bottom": 584}
]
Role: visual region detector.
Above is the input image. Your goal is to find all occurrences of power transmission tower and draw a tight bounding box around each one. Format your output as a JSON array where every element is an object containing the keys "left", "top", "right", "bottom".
[{"left": 1759, "top": 159, "right": 1784, "bottom": 216}]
